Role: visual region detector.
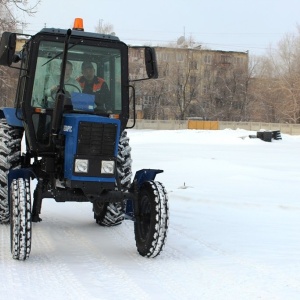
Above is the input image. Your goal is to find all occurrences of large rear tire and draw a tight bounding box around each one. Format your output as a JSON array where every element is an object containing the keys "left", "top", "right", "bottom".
[
  {"left": 93, "top": 130, "right": 132, "bottom": 226},
  {"left": 0, "top": 119, "right": 23, "bottom": 224},
  {"left": 10, "top": 178, "right": 32, "bottom": 260},
  {"left": 134, "top": 181, "right": 169, "bottom": 258}
]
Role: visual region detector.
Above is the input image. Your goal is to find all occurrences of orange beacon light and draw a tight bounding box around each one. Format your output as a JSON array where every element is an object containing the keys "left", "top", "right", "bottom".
[{"left": 73, "top": 18, "right": 84, "bottom": 31}]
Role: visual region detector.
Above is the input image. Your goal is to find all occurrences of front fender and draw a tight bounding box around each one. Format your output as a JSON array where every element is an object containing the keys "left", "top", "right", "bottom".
[
  {"left": 133, "top": 169, "right": 164, "bottom": 189},
  {"left": 0, "top": 107, "right": 23, "bottom": 127},
  {"left": 125, "top": 169, "right": 164, "bottom": 220}
]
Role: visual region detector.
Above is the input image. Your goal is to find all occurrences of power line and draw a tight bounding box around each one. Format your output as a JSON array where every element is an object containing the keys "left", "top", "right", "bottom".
[{"left": 23, "top": 23, "right": 277, "bottom": 55}]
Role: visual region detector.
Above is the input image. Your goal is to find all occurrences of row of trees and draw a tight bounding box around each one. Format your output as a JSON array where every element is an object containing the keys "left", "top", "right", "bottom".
[{"left": 250, "top": 28, "right": 300, "bottom": 123}]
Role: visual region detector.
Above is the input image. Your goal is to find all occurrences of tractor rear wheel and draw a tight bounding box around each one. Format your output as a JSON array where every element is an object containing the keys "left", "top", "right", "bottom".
[
  {"left": 0, "top": 119, "right": 23, "bottom": 224},
  {"left": 134, "top": 181, "right": 169, "bottom": 258},
  {"left": 93, "top": 130, "right": 132, "bottom": 226},
  {"left": 10, "top": 178, "right": 32, "bottom": 260}
]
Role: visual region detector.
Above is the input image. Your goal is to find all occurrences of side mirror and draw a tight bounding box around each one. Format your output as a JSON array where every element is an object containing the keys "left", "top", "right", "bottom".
[
  {"left": 145, "top": 47, "right": 158, "bottom": 79},
  {"left": 129, "top": 46, "right": 159, "bottom": 81},
  {"left": 0, "top": 32, "right": 17, "bottom": 66}
]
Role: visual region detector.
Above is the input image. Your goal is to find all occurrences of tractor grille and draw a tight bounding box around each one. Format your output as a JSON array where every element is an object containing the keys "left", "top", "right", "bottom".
[{"left": 77, "top": 122, "right": 117, "bottom": 156}]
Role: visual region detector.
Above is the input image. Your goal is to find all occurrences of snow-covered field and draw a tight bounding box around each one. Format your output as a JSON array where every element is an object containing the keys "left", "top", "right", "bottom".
[{"left": 1, "top": 128, "right": 300, "bottom": 300}]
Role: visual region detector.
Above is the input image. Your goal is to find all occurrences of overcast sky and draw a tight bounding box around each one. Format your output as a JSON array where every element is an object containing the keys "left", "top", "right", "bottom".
[{"left": 20, "top": 0, "right": 300, "bottom": 56}]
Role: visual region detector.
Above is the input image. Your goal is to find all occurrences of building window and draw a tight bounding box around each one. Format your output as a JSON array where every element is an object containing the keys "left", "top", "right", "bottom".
[
  {"left": 190, "top": 89, "right": 197, "bottom": 99},
  {"left": 190, "top": 76, "right": 196, "bottom": 85},
  {"left": 189, "top": 61, "right": 198, "bottom": 70},
  {"left": 204, "top": 69, "right": 211, "bottom": 78},
  {"left": 234, "top": 57, "right": 244, "bottom": 65},
  {"left": 162, "top": 53, "right": 169, "bottom": 62},
  {"left": 159, "top": 65, "right": 169, "bottom": 76},
  {"left": 220, "top": 55, "right": 232, "bottom": 64},
  {"left": 203, "top": 55, "right": 212, "bottom": 64},
  {"left": 156, "top": 52, "right": 162, "bottom": 62},
  {"left": 176, "top": 53, "right": 184, "bottom": 62},
  {"left": 143, "top": 95, "right": 155, "bottom": 106}
]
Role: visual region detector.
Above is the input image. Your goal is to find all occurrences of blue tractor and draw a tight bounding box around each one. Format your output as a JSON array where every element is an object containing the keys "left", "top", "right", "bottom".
[{"left": 0, "top": 19, "right": 169, "bottom": 260}]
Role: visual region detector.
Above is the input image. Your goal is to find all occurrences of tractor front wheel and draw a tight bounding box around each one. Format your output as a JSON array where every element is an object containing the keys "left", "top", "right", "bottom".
[
  {"left": 134, "top": 181, "right": 169, "bottom": 258},
  {"left": 10, "top": 178, "right": 32, "bottom": 260}
]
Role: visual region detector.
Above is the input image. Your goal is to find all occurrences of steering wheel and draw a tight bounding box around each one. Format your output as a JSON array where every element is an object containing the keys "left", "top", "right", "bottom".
[{"left": 51, "top": 83, "right": 82, "bottom": 100}]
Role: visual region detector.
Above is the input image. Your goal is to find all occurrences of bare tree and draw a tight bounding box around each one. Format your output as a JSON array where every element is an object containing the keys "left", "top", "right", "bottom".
[
  {"left": 137, "top": 79, "right": 167, "bottom": 119},
  {"left": 165, "top": 50, "right": 202, "bottom": 120},
  {"left": 94, "top": 19, "right": 115, "bottom": 35},
  {"left": 0, "top": 0, "right": 40, "bottom": 33},
  {"left": 0, "top": 0, "right": 40, "bottom": 107},
  {"left": 188, "top": 52, "right": 250, "bottom": 122}
]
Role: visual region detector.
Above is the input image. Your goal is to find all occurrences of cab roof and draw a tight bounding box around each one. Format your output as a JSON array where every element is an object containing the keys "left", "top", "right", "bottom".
[{"left": 38, "top": 28, "right": 120, "bottom": 42}]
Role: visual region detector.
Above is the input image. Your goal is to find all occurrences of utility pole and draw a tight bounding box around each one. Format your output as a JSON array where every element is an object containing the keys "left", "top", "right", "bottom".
[{"left": 98, "top": 19, "right": 103, "bottom": 33}]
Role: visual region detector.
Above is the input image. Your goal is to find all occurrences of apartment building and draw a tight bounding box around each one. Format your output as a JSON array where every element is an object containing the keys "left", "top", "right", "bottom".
[{"left": 133, "top": 46, "right": 249, "bottom": 120}]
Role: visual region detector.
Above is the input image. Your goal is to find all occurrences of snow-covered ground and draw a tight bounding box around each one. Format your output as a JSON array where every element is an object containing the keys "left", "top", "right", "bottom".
[{"left": 1, "top": 128, "right": 300, "bottom": 299}]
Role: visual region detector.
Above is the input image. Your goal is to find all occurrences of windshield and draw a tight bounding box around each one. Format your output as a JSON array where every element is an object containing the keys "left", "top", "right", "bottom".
[{"left": 31, "top": 40, "right": 122, "bottom": 114}]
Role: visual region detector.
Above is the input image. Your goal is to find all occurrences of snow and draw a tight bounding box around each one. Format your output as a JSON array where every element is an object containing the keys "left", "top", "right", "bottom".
[{"left": 1, "top": 128, "right": 300, "bottom": 299}]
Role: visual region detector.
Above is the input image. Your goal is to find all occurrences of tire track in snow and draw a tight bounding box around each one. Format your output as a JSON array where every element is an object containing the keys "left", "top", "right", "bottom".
[
  {"left": 107, "top": 220, "right": 270, "bottom": 300},
  {"left": 111, "top": 220, "right": 273, "bottom": 300},
  {"left": 36, "top": 215, "right": 152, "bottom": 300},
  {"left": 1, "top": 222, "right": 92, "bottom": 300},
  {"left": 171, "top": 223, "right": 300, "bottom": 299},
  {"left": 103, "top": 221, "right": 204, "bottom": 300},
  {"left": 38, "top": 213, "right": 200, "bottom": 300},
  {"left": 0, "top": 224, "right": 15, "bottom": 295}
]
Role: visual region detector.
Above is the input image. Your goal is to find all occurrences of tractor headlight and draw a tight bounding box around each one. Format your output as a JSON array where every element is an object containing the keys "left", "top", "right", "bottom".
[
  {"left": 101, "top": 160, "right": 115, "bottom": 174},
  {"left": 74, "top": 159, "right": 89, "bottom": 173}
]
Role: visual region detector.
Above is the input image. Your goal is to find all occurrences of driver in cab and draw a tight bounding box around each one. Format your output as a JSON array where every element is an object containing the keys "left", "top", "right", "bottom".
[{"left": 77, "top": 61, "right": 112, "bottom": 112}]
